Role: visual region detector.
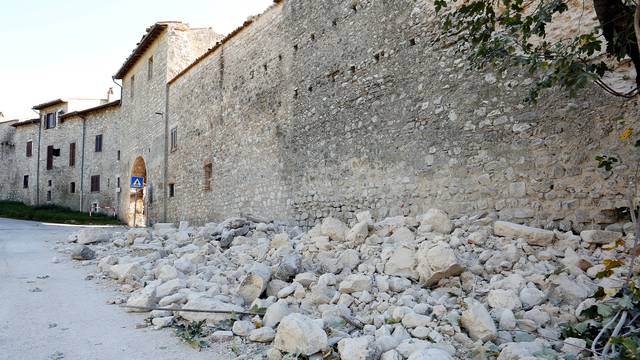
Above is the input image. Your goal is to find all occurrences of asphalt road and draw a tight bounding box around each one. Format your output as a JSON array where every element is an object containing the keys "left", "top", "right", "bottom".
[{"left": 0, "top": 218, "right": 228, "bottom": 360}]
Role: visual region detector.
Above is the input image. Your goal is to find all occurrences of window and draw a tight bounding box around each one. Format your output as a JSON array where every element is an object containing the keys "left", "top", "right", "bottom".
[
  {"left": 169, "top": 183, "right": 175, "bottom": 197},
  {"left": 170, "top": 127, "right": 177, "bottom": 152},
  {"left": 117, "top": 177, "right": 120, "bottom": 188},
  {"left": 26, "top": 141, "right": 32, "bottom": 157},
  {"left": 70, "top": 182, "right": 76, "bottom": 193},
  {"left": 90, "top": 175, "right": 100, "bottom": 192},
  {"left": 45, "top": 113, "right": 56, "bottom": 129},
  {"left": 48, "top": 180, "right": 52, "bottom": 187},
  {"left": 23, "top": 175, "right": 29, "bottom": 188},
  {"left": 95, "top": 135, "right": 102, "bottom": 152},
  {"left": 46, "top": 145, "right": 53, "bottom": 170},
  {"left": 69, "top": 142, "right": 76, "bottom": 166},
  {"left": 148, "top": 56, "right": 153, "bottom": 80},
  {"left": 204, "top": 163, "right": 212, "bottom": 191},
  {"left": 46, "top": 191, "right": 51, "bottom": 201},
  {"left": 117, "top": 150, "right": 120, "bottom": 161},
  {"left": 130, "top": 75, "right": 135, "bottom": 98}
]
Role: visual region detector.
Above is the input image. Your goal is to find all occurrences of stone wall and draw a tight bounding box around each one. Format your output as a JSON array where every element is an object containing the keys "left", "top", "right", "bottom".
[
  {"left": 0, "top": 121, "right": 17, "bottom": 201},
  {"left": 10, "top": 122, "right": 39, "bottom": 205},
  {"left": 166, "top": 0, "right": 640, "bottom": 231}
]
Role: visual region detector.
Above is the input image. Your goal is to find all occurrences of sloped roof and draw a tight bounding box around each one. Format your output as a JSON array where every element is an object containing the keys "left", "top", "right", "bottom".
[
  {"left": 11, "top": 118, "right": 39, "bottom": 127},
  {"left": 61, "top": 100, "right": 121, "bottom": 120},
  {"left": 114, "top": 21, "right": 183, "bottom": 80}
]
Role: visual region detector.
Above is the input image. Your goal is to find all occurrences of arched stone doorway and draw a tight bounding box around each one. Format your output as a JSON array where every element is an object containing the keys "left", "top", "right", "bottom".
[{"left": 129, "top": 156, "right": 147, "bottom": 227}]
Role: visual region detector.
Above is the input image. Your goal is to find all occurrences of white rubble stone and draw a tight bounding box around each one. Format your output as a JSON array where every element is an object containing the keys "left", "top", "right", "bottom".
[
  {"left": 232, "top": 320, "right": 255, "bottom": 336},
  {"left": 494, "top": 221, "right": 555, "bottom": 246},
  {"left": 356, "top": 211, "right": 372, "bottom": 223},
  {"left": 155, "top": 265, "right": 179, "bottom": 282},
  {"left": 416, "top": 243, "right": 464, "bottom": 286},
  {"left": 417, "top": 209, "right": 452, "bottom": 234},
  {"left": 109, "top": 262, "right": 145, "bottom": 283},
  {"left": 152, "top": 316, "right": 174, "bottom": 329},
  {"left": 562, "top": 337, "right": 586, "bottom": 356},
  {"left": 384, "top": 246, "right": 418, "bottom": 280},
  {"left": 580, "top": 230, "right": 622, "bottom": 244},
  {"left": 487, "top": 289, "right": 521, "bottom": 311},
  {"left": 460, "top": 299, "right": 497, "bottom": 341},
  {"left": 519, "top": 287, "right": 545, "bottom": 309},
  {"left": 402, "top": 312, "right": 430, "bottom": 328},
  {"left": 263, "top": 300, "right": 290, "bottom": 328},
  {"left": 249, "top": 327, "right": 276, "bottom": 343},
  {"left": 338, "top": 336, "right": 378, "bottom": 360},
  {"left": 346, "top": 221, "right": 369, "bottom": 244},
  {"left": 499, "top": 309, "right": 517, "bottom": 330},
  {"left": 380, "top": 350, "right": 402, "bottom": 360},
  {"left": 71, "top": 245, "right": 95, "bottom": 260},
  {"left": 273, "top": 313, "right": 328, "bottom": 356},
  {"left": 180, "top": 297, "right": 244, "bottom": 325},
  {"left": 237, "top": 263, "right": 272, "bottom": 305},
  {"left": 266, "top": 348, "right": 283, "bottom": 360},
  {"left": 174, "top": 256, "right": 195, "bottom": 274},
  {"left": 159, "top": 292, "right": 186, "bottom": 307},
  {"left": 407, "top": 348, "right": 453, "bottom": 360},
  {"left": 294, "top": 272, "right": 317, "bottom": 287},
  {"left": 77, "top": 229, "right": 112, "bottom": 245},
  {"left": 497, "top": 341, "right": 544, "bottom": 360},
  {"left": 126, "top": 282, "right": 159, "bottom": 312},
  {"left": 155, "top": 278, "right": 186, "bottom": 298},
  {"left": 97, "top": 255, "right": 118, "bottom": 272},
  {"left": 339, "top": 274, "right": 372, "bottom": 294},
  {"left": 389, "top": 277, "right": 412, "bottom": 293},
  {"left": 390, "top": 227, "right": 416, "bottom": 244},
  {"left": 321, "top": 217, "right": 349, "bottom": 241}
]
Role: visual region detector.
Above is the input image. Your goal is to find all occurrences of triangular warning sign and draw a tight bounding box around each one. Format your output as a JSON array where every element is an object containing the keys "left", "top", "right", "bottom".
[{"left": 133, "top": 179, "right": 142, "bottom": 187}]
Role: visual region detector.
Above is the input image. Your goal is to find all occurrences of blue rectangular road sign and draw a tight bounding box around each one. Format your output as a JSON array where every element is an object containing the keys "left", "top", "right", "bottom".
[{"left": 131, "top": 176, "right": 144, "bottom": 189}]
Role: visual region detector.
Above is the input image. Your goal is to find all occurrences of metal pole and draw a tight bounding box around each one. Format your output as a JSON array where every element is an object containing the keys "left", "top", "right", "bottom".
[{"left": 133, "top": 190, "right": 137, "bottom": 227}]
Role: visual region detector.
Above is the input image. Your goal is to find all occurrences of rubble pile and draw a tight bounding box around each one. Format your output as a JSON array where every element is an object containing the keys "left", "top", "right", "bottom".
[{"left": 63, "top": 209, "right": 635, "bottom": 359}]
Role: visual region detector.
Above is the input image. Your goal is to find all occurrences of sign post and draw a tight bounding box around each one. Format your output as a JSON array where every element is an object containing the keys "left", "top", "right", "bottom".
[{"left": 131, "top": 176, "right": 144, "bottom": 227}]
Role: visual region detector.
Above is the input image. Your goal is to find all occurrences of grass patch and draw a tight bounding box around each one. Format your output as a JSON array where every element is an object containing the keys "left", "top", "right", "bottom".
[{"left": 0, "top": 201, "right": 123, "bottom": 225}]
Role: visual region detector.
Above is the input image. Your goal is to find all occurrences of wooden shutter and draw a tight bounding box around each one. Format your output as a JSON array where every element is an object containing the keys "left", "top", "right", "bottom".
[
  {"left": 91, "top": 175, "right": 100, "bottom": 192},
  {"left": 26, "top": 141, "right": 32, "bottom": 157}
]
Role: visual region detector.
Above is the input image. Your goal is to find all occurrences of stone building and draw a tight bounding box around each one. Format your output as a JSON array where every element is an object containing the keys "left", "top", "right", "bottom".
[{"left": 1, "top": 1, "right": 639, "bottom": 231}]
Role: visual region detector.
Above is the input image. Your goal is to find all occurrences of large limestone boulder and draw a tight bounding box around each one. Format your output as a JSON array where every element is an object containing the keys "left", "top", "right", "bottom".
[
  {"left": 180, "top": 297, "right": 244, "bottom": 325},
  {"left": 237, "top": 263, "right": 272, "bottom": 305},
  {"left": 338, "top": 336, "right": 379, "bottom": 360},
  {"left": 384, "top": 245, "right": 418, "bottom": 280},
  {"left": 156, "top": 278, "right": 186, "bottom": 298},
  {"left": 580, "top": 230, "right": 622, "bottom": 244},
  {"left": 126, "top": 228, "right": 149, "bottom": 245},
  {"left": 417, "top": 209, "right": 452, "bottom": 234},
  {"left": 273, "top": 313, "right": 328, "bottom": 356},
  {"left": 415, "top": 243, "right": 464, "bottom": 286},
  {"left": 126, "top": 282, "right": 159, "bottom": 312},
  {"left": 321, "top": 217, "right": 349, "bottom": 241},
  {"left": 493, "top": 221, "right": 555, "bottom": 246},
  {"left": 345, "top": 221, "right": 369, "bottom": 244},
  {"left": 77, "top": 229, "right": 112, "bottom": 245},
  {"left": 460, "top": 299, "right": 497, "bottom": 341},
  {"left": 263, "top": 300, "right": 290, "bottom": 328}
]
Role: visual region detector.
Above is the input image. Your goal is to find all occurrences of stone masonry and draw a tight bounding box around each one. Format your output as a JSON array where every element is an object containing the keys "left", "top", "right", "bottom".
[{"left": 1, "top": 0, "right": 639, "bottom": 231}]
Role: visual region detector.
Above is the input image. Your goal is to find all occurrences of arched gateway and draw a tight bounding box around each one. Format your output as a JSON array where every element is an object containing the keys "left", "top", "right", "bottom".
[{"left": 129, "top": 156, "right": 147, "bottom": 227}]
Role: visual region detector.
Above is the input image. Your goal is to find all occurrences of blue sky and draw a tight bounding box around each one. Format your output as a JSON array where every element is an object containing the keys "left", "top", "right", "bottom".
[{"left": 0, "top": 0, "right": 273, "bottom": 120}]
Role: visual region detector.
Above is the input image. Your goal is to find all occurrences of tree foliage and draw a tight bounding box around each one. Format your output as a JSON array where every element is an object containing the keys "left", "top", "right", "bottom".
[{"left": 433, "top": 0, "right": 640, "bottom": 101}]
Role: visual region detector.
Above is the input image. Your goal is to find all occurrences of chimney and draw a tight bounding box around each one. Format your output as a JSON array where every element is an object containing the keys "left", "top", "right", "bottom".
[{"left": 107, "top": 87, "right": 114, "bottom": 102}]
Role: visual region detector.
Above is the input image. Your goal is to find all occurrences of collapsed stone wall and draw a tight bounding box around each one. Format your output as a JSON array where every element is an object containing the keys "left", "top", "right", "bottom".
[{"left": 167, "top": 0, "right": 640, "bottom": 231}]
